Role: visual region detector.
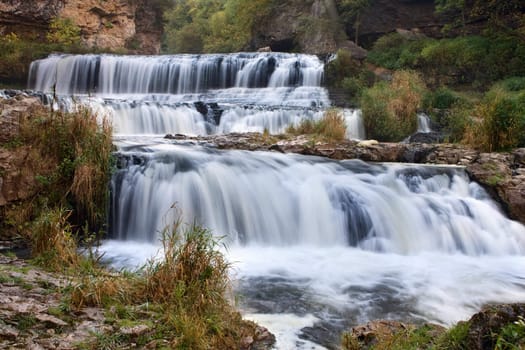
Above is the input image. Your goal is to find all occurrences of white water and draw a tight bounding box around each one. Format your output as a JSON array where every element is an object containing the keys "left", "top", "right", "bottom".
[
  {"left": 103, "top": 139, "right": 525, "bottom": 347},
  {"left": 27, "top": 53, "right": 525, "bottom": 349},
  {"left": 343, "top": 109, "right": 366, "bottom": 140},
  {"left": 27, "top": 53, "right": 366, "bottom": 138},
  {"left": 417, "top": 113, "right": 432, "bottom": 133}
]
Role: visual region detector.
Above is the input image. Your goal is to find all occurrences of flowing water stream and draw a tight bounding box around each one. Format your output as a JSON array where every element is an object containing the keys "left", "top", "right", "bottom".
[{"left": 29, "top": 53, "right": 525, "bottom": 349}]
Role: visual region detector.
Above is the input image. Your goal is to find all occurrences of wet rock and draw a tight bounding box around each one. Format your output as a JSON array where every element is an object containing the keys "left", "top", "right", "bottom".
[
  {"left": 408, "top": 132, "right": 446, "bottom": 144},
  {"left": 466, "top": 304, "right": 525, "bottom": 350},
  {"left": 252, "top": 325, "right": 276, "bottom": 350}
]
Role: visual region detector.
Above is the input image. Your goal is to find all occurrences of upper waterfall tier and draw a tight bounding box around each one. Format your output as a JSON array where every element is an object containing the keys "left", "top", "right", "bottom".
[{"left": 28, "top": 53, "right": 325, "bottom": 95}]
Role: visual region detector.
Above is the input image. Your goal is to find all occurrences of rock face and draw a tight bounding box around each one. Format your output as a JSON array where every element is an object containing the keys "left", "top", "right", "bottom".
[
  {"left": 0, "top": 94, "right": 43, "bottom": 207},
  {"left": 356, "top": 0, "right": 445, "bottom": 47},
  {"left": 0, "top": 0, "right": 63, "bottom": 39},
  {"left": 0, "top": 0, "right": 162, "bottom": 54},
  {"left": 466, "top": 304, "right": 525, "bottom": 350},
  {"left": 252, "top": 0, "right": 344, "bottom": 54}
]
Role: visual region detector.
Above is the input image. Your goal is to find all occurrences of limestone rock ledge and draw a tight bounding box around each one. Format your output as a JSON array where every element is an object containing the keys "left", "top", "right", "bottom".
[{"left": 0, "top": 0, "right": 162, "bottom": 54}]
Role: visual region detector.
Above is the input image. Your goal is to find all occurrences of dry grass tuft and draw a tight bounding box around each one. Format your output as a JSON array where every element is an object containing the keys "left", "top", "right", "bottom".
[
  {"left": 287, "top": 109, "right": 347, "bottom": 141},
  {"left": 30, "top": 208, "right": 79, "bottom": 271}
]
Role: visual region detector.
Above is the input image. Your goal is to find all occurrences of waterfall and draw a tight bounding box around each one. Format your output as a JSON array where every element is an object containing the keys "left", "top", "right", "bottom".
[
  {"left": 111, "top": 141, "right": 525, "bottom": 256},
  {"left": 28, "top": 53, "right": 324, "bottom": 95},
  {"left": 27, "top": 53, "right": 375, "bottom": 138},
  {"left": 343, "top": 109, "right": 366, "bottom": 140},
  {"left": 27, "top": 52, "right": 525, "bottom": 349},
  {"left": 417, "top": 113, "right": 432, "bottom": 133}
]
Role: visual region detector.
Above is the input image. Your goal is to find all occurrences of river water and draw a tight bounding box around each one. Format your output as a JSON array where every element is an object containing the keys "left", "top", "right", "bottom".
[{"left": 29, "top": 53, "right": 525, "bottom": 349}]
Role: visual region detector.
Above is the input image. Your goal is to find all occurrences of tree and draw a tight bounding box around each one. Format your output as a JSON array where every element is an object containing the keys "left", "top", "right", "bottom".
[
  {"left": 338, "top": 0, "right": 371, "bottom": 45},
  {"left": 46, "top": 17, "right": 81, "bottom": 47}
]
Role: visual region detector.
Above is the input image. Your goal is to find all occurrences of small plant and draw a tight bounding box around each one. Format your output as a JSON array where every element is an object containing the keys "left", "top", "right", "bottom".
[
  {"left": 495, "top": 316, "right": 525, "bottom": 350},
  {"left": 434, "top": 321, "right": 470, "bottom": 350}
]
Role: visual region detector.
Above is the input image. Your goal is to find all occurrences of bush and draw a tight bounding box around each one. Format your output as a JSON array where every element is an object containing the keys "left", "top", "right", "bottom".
[
  {"left": 500, "top": 77, "right": 525, "bottom": 92},
  {"left": 360, "top": 70, "right": 426, "bottom": 141},
  {"left": 423, "top": 87, "right": 459, "bottom": 110},
  {"left": 473, "top": 88, "right": 525, "bottom": 151},
  {"left": 46, "top": 17, "right": 81, "bottom": 47},
  {"left": 367, "top": 32, "right": 430, "bottom": 70}
]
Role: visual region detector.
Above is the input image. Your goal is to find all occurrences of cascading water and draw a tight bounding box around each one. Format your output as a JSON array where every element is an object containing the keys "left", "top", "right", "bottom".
[
  {"left": 28, "top": 53, "right": 525, "bottom": 349},
  {"left": 28, "top": 53, "right": 340, "bottom": 137},
  {"left": 417, "top": 113, "right": 432, "bottom": 133}
]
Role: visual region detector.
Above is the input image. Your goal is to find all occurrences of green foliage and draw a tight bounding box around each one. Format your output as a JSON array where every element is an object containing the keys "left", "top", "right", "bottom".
[
  {"left": 495, "top": 316, "right": 525, "bottom": 350},
  {"left": 424, "top": 87, "right": 459, "bottom": 110},
  {"left": 360, "top": 70, "right": 426, "bottom": 141},
  {"left": 474, "top": 88, "right": 525, "bottom": 151},
  {"left": 499, "top": 77, "right": 525, "bottom": 92},
  {"left": 367, "top": 32, "right": 525, "bottom": 87},
  {"left": 434, "top": 321, "right": 470, "bottom": 350},
  {"left": 163, "top": 0, "right": 274, "bottom": 53},
  {"left": 46, "top": 17, "right": 81, "bottom": 47},
  {"left": 325, "top": 49, "right": 375, "bottom": 105},
  {"left": 367, "top": 32, "right": 430, "bottom": 70}
]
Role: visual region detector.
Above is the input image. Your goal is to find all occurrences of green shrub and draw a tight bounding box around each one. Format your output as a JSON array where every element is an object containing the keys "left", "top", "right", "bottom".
[
  {"left": 424, "top": 87, "right": 459, "bottom": 110},
  {"left": 325, "top": 49, "right": 361, "bottom": 87},
  {"left": 439, "top": 103, "right": 472, "bottom": 143},
  {"left": 46, "top": 17, "right": 81, "bottom": 47},
  {"left": 500, "top": 77, "right": 525, "bottom": 92},
  {"left": 467, "top": 88, "right": 525, "bottom": 151},
  {"left": 368, "top": 32, "right": 525, "bottom": 87},
  {"left": 361, "top": 70, "right": 426, "bottom": 141},
  {"left": 434, "top": 321, "right": 470, "bottom": 350},
  {"left": 367, "top": 32, "right": 430, "bottom": 70}
]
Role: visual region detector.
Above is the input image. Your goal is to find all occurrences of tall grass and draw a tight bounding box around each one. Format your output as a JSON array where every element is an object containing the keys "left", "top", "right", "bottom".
[
  {"left": 287, "top": 109, "right": 347, "bottom": 141},
  {"left": 67, "top": 217, "right": 255, "bottom": 349},
  {"left": 15, "top": 105, "right": 113, "bottom": 233}
]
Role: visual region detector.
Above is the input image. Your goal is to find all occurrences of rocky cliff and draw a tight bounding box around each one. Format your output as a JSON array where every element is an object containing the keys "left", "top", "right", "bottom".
[
  {"left": 250, "top": 0, "right": 447, "bottom": 54},
  {"left": 0, "top": 0, "right": 162, "bottom": 54}
]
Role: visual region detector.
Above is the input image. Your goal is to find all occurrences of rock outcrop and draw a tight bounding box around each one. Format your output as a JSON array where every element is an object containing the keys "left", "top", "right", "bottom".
[
  {"left": 356, "top": 0, "right": 444, "bottom": 47},
  {"left": 252, "top": 0, "right": 345, "bottom": 54},
  {"left": 0, "top": 0, "right": 162, "bottom": 54},
  {"left": 0, "top": 0, "right": 63, "bottom": 39}
]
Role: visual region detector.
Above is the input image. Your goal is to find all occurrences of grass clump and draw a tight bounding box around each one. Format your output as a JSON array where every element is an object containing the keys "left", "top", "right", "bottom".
[
  {"left": 464, "top": 87, "right": 525, "bottom": 152},
  {"left": 360, "top": 70, "right": 426, "bottom": 141},
  {"left": 287, "top": 109, "right": 347, "bottom": 142},
  {"left": 30, "top": 208, "right": 79, "bottom": 271},
  {"left": 1, "top": 103, "right": 113, "bottom": 244},
  {"left": 66, "top": 217, "right": 257, "bottom": 350}
]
